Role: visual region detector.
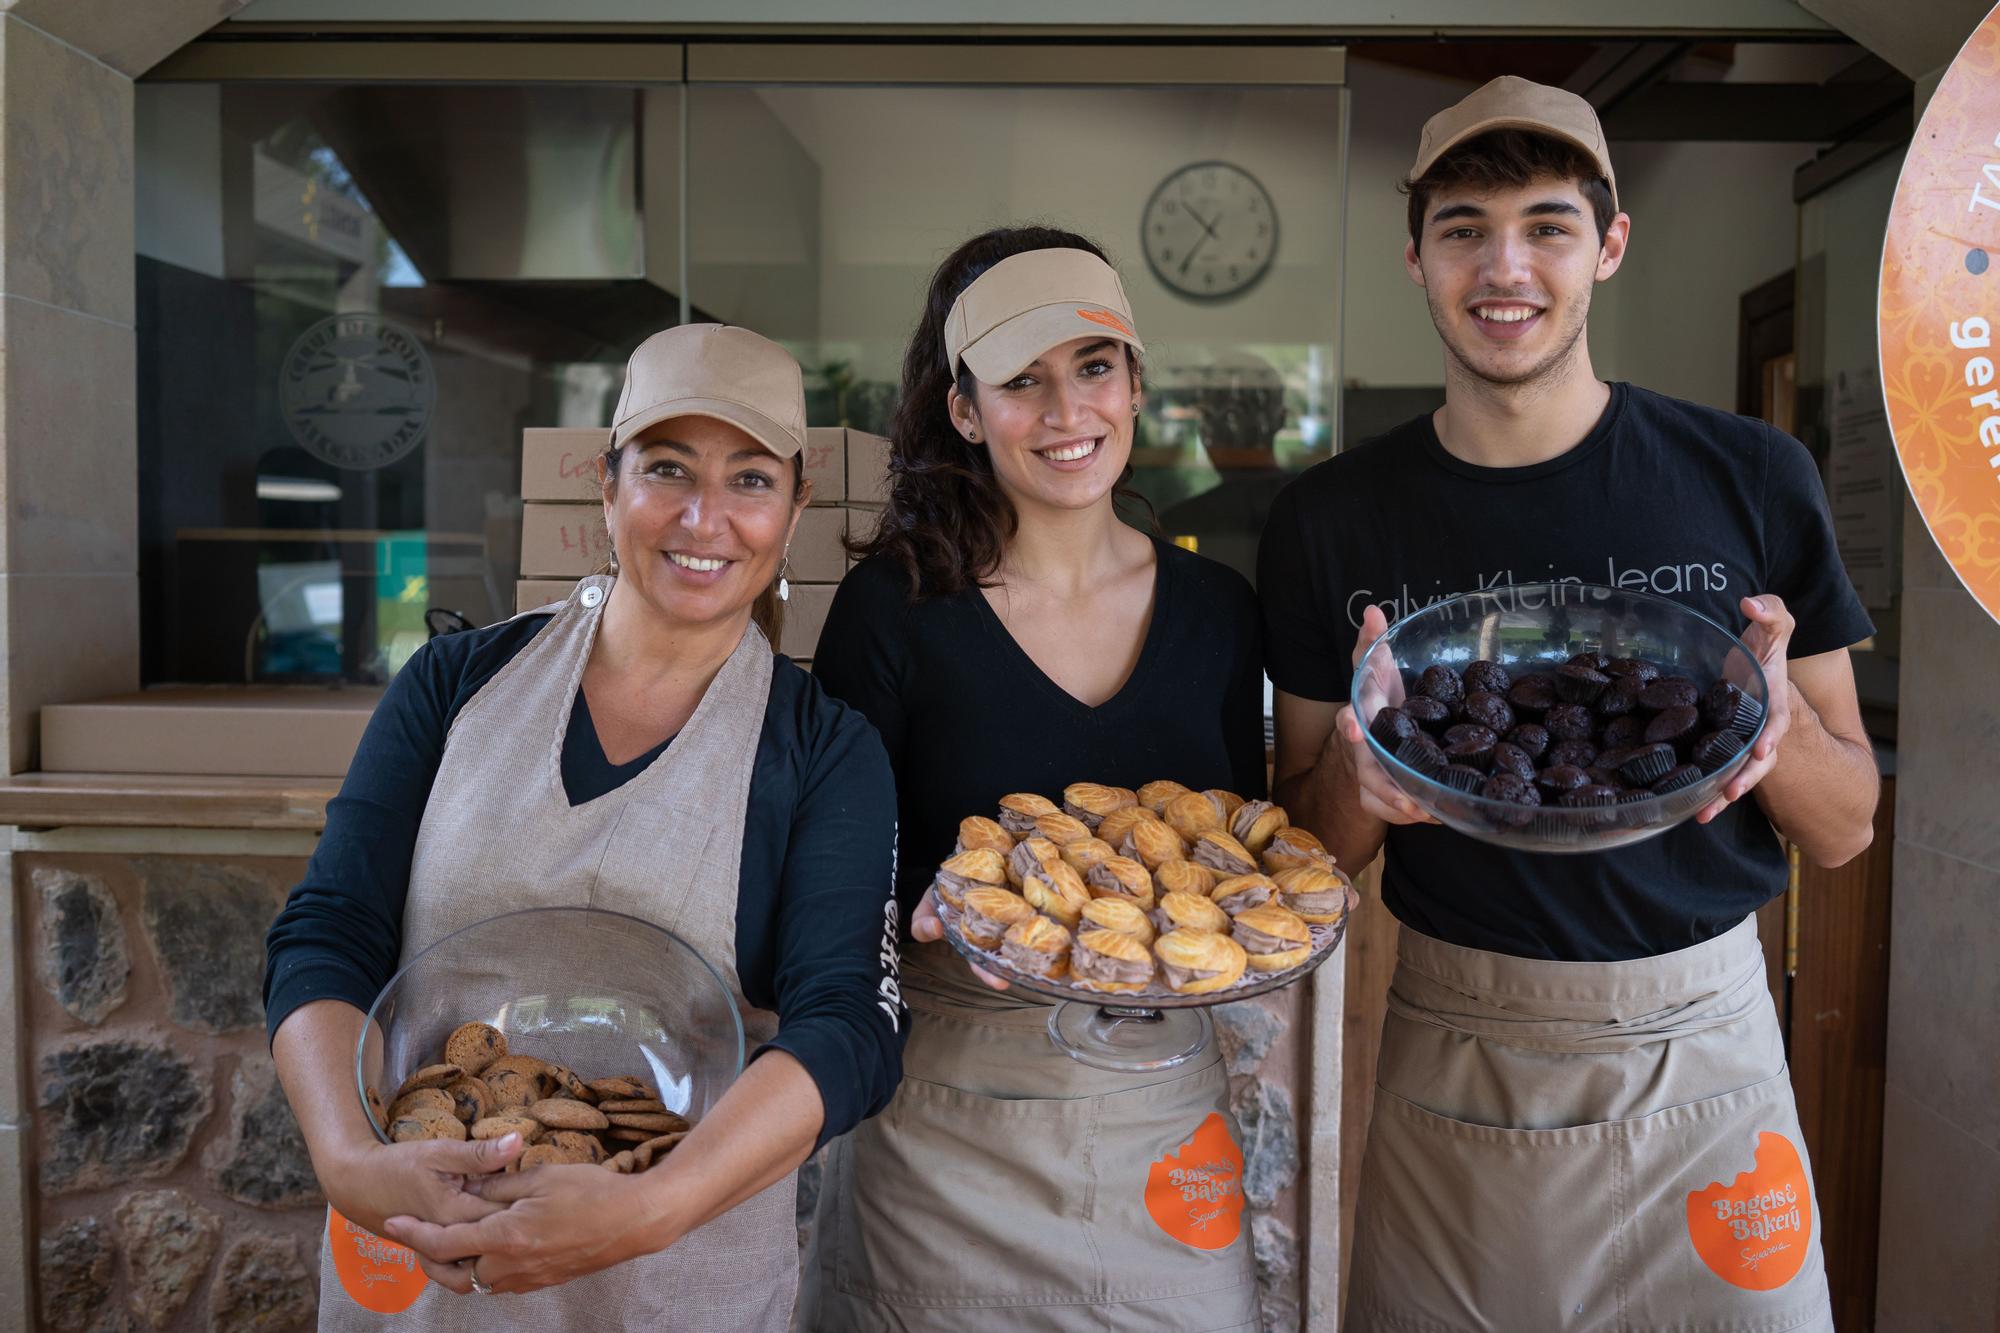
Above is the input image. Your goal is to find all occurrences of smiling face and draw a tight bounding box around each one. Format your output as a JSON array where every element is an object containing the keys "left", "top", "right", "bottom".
[
  {"left": 601, "top": 415, "right": 807, "bottom": 629},
  {"left": 948, "top": 337, "right": 1139, "bottom": 515},
  {"left": 1404, "top": 174, "right": 1628, "bottom": 389}
]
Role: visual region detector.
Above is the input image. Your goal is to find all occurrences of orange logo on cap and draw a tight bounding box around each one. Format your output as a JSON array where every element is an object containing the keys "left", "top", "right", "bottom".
[
  {"left": 1077, "top": 308, "right": 1136, "bottom": 338},
  {"left": 328, "top": 1205, "right": 428, "bottom": 1313},
  {"left": 1144, "top": 1112, "right": 1245, "bottom": 1250},
  {"left": 1684, "top": 1131, "right": 1813, "bottom": 1291}
]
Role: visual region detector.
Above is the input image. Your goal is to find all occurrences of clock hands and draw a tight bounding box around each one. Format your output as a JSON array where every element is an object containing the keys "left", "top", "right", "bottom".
[{"left": 1180, "top": 201, "right": 1222, "bottom": 276}]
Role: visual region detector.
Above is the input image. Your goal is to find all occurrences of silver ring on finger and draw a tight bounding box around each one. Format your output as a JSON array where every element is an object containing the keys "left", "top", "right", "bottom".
[{"left": 467, "top": 1259, "right": 495, "bottom": 1296}]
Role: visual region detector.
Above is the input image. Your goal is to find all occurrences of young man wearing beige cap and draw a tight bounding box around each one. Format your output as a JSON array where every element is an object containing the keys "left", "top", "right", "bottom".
[{"left": 1261, "top": 77, "right": 1877, "bottom": 1329}]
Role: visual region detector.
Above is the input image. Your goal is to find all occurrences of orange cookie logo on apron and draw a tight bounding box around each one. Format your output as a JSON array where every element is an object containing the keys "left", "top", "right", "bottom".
[
  {"left": 1144, "top": 1111, "right": 1245, "bottom": 1250},
  {"left": 329, "top": 1205, "right": 428, "bottom": 1313},
  {"left": 1684, "top": 1131, "right": 1813, "bottom": 1291}
]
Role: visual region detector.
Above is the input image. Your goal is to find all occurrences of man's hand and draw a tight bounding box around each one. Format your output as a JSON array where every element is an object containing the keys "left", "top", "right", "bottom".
[
  {"left": 1695, "top": 594, "right": 1794, "bottom": 824},
  {"left": 1332, "top": 605, "right": 1437, "bottom": 826}
]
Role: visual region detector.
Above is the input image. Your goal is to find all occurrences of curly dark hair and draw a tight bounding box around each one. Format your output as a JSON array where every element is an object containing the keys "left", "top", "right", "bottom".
[{"left": 846, "top": 225, "right": 1149, "bottom": 599}]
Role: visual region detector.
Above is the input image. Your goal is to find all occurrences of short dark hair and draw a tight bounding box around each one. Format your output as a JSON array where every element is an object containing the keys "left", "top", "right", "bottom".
[{"left": 1401, "top": 128, "right": 1616, "bottom": 254}]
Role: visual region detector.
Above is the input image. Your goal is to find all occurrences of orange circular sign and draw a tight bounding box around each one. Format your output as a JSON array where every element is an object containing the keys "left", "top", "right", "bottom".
[
  {"left": 1143, "top": 1111, "right": 1246, "bottom": 1250},
  {"left": 327, "top": 1205, "right": 429, "bottom": 1314},
  {"left": 1684, "top": 1131, "right": 1814, "bottom": 1292},
  {"left": 1881, "top": 2, "right": 2000, "bottom": 624}
]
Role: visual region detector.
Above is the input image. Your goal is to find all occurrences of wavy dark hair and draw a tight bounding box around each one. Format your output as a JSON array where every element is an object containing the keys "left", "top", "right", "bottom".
[{"left": 847, "top": 225, "right": 1151, "bottom": 599}]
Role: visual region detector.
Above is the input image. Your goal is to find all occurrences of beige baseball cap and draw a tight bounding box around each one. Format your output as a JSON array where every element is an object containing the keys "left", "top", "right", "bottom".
[
  {"left": 1411, "top": 75, "right": 1619, "bottom": 210},
  {"left": 944, "top": 248, "right": 1145, "bottom": 384},
  {"left": 612, "top": 323, "right": 806, "bottom": 457}
]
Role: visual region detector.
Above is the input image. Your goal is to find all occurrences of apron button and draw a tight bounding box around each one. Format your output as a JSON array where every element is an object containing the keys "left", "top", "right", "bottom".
[{"left": 580, "top": 585, "right": 604, "bottom": 608}]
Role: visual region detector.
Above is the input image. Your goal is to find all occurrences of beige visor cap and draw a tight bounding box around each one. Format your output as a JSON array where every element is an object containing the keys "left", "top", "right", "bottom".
[
  {"left": 1411, "top": 75, "right": 1618, "bottom": 211},
  {"left": 944, "top": 248, "right": 1145, "bottom": 385},
  {"left": 612, "top": 323, "right": 807, "bottom": 458}
]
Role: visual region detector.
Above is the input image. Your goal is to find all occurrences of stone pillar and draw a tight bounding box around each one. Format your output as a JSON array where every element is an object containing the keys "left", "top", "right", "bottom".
[{"left": 0, "top": 5, "right": 250, "bottom": 1325}]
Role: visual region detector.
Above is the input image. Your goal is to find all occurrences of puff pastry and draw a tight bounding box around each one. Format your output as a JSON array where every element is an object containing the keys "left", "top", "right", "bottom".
[
  {"left": 1080, "top": 896, "right": 1156, "bottom": 945},
  {"left": 1229, "top": 800, "right": 1289, "bottom": 856},
  {"left": 1231, "top": 904, "right": 1312, "bottom": 971},
  {"left": 1192, "top": 830, "right": 1259, "bottom": 878},
  {"left": 1033, "top": 811, "right": 1096, "bottom": 847},
  {"left": 1083, "top": 855, "right": 1156, "bottom": 910},
  {"left": 1062, "top": 781, "right": 1138, "bottom": 829},
  {"left": 1261, "top": 826, "right": 1335, "bottom": 875},
  {"left": 956, "top": 815, "right": 1016, "bottom": 857},
  {"left": 1150, "top": 889, "right": 1230, "bottom": 936},
  {"left": 1001, "top": 915, "right": 1072, "bottom": 979},
  {"left": 1210, "top": 872, "right": 1279, "bottom": 917},
  {"left": 1164, "top": 791, "right": 1227, "bottom": 841},
  {"left": 959, "top": 886, "right": 1036, "bottom": 948},
  {"left": 1059, "top": 836, "right": 1117, "bottom": 874},
  {"left": 1154, "top": 928, "right": 1248, "bottom": 994},
  {"left": 1154, "top": 859, "right": 1219, "bottom": 899},
  {"left": 1070, "top": 928, "right": 1156, "bottom": 993},
  {"left": 932, "top": 848, "right": 1007, "bottom": 909},
  {"left": 1119, "top": 818, "right": 1187, "bottom": 872},
  {"left": 1007, "top": 835, "right": 1060, "bottom": 887},
  {"left": 1022, "top": 859, "right": 1090, "bottom": 929},
  {"left": 1204, "top": 789, "right": 1249, "bottom": 819},
  {"left": 1137, "top": 779, "right": 1194, "bottom": 813},
  {"left": 1273, "top": 866, "right": 1351, "bottom": 924},
  {"left": 997, "top": 792, "right": 1060, "bottom": 835},
  {"left": 1095, "top": 805, "right": 1161, "bottom": 848}
]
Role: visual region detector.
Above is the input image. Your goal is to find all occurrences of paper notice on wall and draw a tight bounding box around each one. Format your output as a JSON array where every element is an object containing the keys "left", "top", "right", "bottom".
[{"left": 1828, "top": 367, "right": 1899, "bottom": 610}]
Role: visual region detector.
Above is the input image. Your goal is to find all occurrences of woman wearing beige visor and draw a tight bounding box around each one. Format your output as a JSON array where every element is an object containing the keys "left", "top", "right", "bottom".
[
  {"left": 264, "top": 324, "right": 904, "bottom": 1330},
  {"left": 804, "top": 229, "right": 1268, "bottom": 1329}
]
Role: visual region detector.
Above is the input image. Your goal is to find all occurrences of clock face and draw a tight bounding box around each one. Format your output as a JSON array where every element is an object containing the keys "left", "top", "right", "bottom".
[
  {"left": 1141, "top": 161, "right": 1278, "bottom": 301},
  {"left": 280, "top": 314, "right": 436, "bottom": 471}
]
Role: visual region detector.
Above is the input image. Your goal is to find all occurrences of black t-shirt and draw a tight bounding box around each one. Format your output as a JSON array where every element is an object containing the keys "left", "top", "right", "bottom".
[
  {"left": 1258, "top": 382, "right": 1874, "bottom": 961},
  {"left": 814, "top": 536, "right": 1269, "bottom": 924},
  {"left": 263, "top": 615, "right": 905, "bottom": 1148}
]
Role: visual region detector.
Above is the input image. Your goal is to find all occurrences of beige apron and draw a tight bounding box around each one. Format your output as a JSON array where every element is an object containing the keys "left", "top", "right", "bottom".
[
  {"left": 803, "top": 943, "right": 1262, "bottom": 1332},
  {"left": 320, "top": 575, "right": 798, "bottom": 1332},
  {"left": 1347, "top": 914, "right": 1834, "bottom": 1333}
]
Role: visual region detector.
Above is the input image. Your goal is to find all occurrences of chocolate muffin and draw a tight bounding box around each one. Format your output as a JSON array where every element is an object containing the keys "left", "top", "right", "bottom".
[
  {"left": 1618, "top": 743, "right": 1677, "bottom": 785},
  {"left": 1402, "top": 696, "right": 1453, "bottom": 733},
  {"left": 1554, "top": 663, "right": 1611, "bottom": 704},
  {"left": 1479, "top": 771, "right": 1541, "bottom": 806},
  {"left": 1462, "top": 659, "right": 1511, "bottom": 696},
  {"left": 1559, "top": 784, "right": 1619, "bottom": 808},
  {"left": 1490, "top": 742, "right": 1537, "bottom": 782},
  {"left": 1546, "top": 738, "right": 1599, "bottom": 770},
  {"left": 1462, "top": 690, "right": 1516, "bottom": 734},
  {"left": 1504, "top": 724, "right": 1550, "bottom": 762},
  {"left": 1438, "top": 764, "right": 1486, "bottom": 794},
  {"left": 1692, "top": 729, "right": 1747, "bottom": 773},
  {"left": 1535, "top": 764, "right": 1590, "bottom": 797},
  {"left": 1395, "top": 734, "right": 1446, "bottom": 777},
  {"left": 1639, "top": 677, "right": 1699, "bottom": 711},
  {"left": 1593, "top": 686, "right": 1637, "bottom": 719},
  {"left": 1507, "top": 674, "right": 1558, "bottom": 716},
  {"left": 1603, "top": 715, "right": 1649, "bottom": 750},
  {"left": 1417, "top": 664, "right": 1464, "bottom": 706},
  {"left": 1369, "top": 707, "right": 1417, "bottom": 749},
  {"left": 1444, "top": 735, "right": 1497, "bottom": 771},
  {"left": 1544, "top": 703, "right": 1595, "bottom": 742},
  {"left": 1566, "top": 650, "right": 1611, "bottom": 671},
  {"left": 1643, "top": 705, "right": 1700, "bottom": 750},
  {"left": 1653, "top": 764, "right": 1704, "bottom": 794},
  {"left": 1584, "top": 765, "right": 1627, "bottom": 790},
  {"left": 1443, "top": 723, "right": 1498, "bottom": 749},
  {"left": 1616, "top": 788, "right": 1656, "bottom": 805},
  {"left": 1704, "top": 680, "right": 1765, "bottom": 739},
  {"left": 1605, "top": 657, "right": 1660, "bottom": 684}
]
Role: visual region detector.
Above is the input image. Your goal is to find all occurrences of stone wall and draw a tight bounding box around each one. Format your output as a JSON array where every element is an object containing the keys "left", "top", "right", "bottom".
[{"left": 19, "top": 850, "right": 322, "bottom": 1332}]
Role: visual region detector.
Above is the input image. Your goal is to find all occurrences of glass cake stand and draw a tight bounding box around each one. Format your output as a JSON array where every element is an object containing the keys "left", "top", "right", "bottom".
[{"left": 938, "top": 881, "right": 1353, "bottom": 1072}]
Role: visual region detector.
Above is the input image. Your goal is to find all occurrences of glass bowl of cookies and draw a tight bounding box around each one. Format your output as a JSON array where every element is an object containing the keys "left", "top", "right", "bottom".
[
  {"left": 933, "top": 781, "right": 1356, "bottom": 1071},
  {"left": 1353, "top": 582, "right": 1770, "bottom": 854},
  {"left": 355, "top": 906, "right": 744, "bottom": 1174}
]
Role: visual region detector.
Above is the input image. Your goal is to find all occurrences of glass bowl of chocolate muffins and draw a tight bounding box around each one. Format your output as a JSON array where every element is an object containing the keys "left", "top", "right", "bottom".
[
  {"left": 1353, "top": 582, "right": 1769, "bottom": 853},
  {"left": 356, "top": 907, "right": 745, "bottom": 1146}
]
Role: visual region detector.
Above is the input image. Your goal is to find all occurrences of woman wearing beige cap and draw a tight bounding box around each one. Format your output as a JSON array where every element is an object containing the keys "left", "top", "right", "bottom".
[
  {"left": 804, "top": 229, "right": 1266, "bottom": 1329},
  {"left": 265, "top": 323, "right": 905, "bottom": 1330}
]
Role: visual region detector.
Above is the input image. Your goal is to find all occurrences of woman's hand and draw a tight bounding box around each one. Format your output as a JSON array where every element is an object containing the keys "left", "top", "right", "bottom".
[
  {"left": 325, "top": 1132, "right": 523, "bottom": 1241},
  {"left": 910, "top": 887, "right": 1010, "bottom": 991},
  {"left": 385, "top": 1163, "right": 666, "bottom": 1296}
]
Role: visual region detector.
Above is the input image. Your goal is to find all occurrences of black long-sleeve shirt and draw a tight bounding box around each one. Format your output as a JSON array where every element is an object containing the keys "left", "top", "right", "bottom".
[
  {"left": 263, "top": 614, "right": 905, "bottom": 1147},
  {"left": 814, "top": 536, "right": 1268, "bottom": 924}
]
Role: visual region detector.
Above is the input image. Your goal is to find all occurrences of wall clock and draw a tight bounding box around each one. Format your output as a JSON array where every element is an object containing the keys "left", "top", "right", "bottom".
[{"left": 1140, "top": 161, "right": 1278, "bottom": 301}]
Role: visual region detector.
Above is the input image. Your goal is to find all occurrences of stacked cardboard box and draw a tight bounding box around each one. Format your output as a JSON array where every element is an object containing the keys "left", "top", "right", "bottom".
[{"left": 516, "top": 425, "right": 890, "bottom": 667}]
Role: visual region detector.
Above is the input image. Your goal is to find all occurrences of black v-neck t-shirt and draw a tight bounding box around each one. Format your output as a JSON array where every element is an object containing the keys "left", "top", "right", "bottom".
[
  {"left": 814, "top": 536, "right": 1268, "bottom": 924},
  {"left": 1257, "top": 382, "right": 1873, "bottom": 961}
]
